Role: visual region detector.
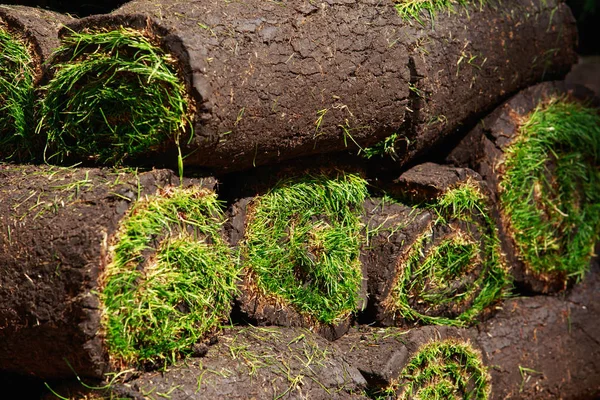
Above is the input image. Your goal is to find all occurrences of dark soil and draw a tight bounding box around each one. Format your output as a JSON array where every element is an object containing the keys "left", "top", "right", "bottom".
[
  {"left": 0, "top": 165, "right": 183, "bottom": 379},
  {"left": 48, "top": 327, "right": 369, "bottom": 400},
  {"left": 53, "top": 0, "right": 577, "bottom": 173},
  {"left": 477, "top": 261, "right": 600, "bottom": 399}
]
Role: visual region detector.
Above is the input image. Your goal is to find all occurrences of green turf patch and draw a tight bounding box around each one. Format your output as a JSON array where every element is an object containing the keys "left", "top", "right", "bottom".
[
  {"left": 394, "top": 0, "right": 487, "bottom": 24},
  {"left": 378, "top": 339, "right": 490, "bottom": 399},
  {"left": 101, "top": 186, "right": 237, "bottom": 366},
  {"left": 387, "top": 180, "right": 510, "bottom": 326},
  {"left": 40, "top": 27, "right": 190, "bottom": 164},
  {"left": 241, "top": 173, "right": 368, "bottom": 325},
  {"left": 0, "top": 26, "right": 35, "bottom": 159},
  {"left": 499, "top": 97, "right": 600, "bottom": 283}
]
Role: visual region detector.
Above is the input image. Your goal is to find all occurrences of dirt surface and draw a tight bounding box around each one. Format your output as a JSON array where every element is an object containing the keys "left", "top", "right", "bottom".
[
  {"left": 477, "top": 261, "right": 600, "bottom": 399},
  {"left": 50, "top": 327, "right": 369, "bottom": 400},
  {"left": 452, "top": 81, "right": 598, "bottom": 293},
  {"left": 56, "top": 0, "right": 577, "bottom": 173},
  {"left": 0, "top": 5, "right": 74, "bottom": 80},
  {"left": 0, "top": 165, "right": 182, "bottom": 379}
]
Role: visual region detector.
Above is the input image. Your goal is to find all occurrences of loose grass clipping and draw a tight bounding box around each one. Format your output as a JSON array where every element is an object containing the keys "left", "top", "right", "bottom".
[
  {"left": 0, "top": 26, "right": 35, "bottom": 158},
  {"left": 241, "top": 173, "right": 368, "bottom": 326},
  {"left": 499, "top": 97, "right": 600, "bottom": 284},
  {"left": 379, "top": 339, "right": 491, "bottom": 400},
  {"left": 386, "top": 180, "right": 510, "bottom": 326},
  {"left": 40, "top": 27, "right": 190, "bottom": 164},
  {"left": 101, "top": 186, "right": 237, "bottom": 367}
]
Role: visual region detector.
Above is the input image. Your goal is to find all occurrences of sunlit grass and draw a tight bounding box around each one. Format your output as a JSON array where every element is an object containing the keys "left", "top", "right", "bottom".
[
  {"left": 102, "top": 187, "right": 238, "bottom": 366},
  {"left": 241, "top": 173, "right": 368, "bottom": 325},
  {"left": 0, "top": 27, "right": 35, "bottom": 159},
  {"left": 499, "top": 97, "right": 600, "bottom": 283},
  {"left": 40, "top": 28, "right": 190, "bottom": 164}
]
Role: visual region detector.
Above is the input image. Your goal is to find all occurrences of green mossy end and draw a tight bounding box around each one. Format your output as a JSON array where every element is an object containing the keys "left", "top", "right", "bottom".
[
  {"left": 241, "top": 173, "right": 368, "bottom": 325},
  {"left": 40, "top": 27, "right": 190, "bottom": 164},
  {"left": 102, "top": 187, "right": 237, "bottom": 366},
  {"left": 379, "top": 340, "right": 490, "bottom": 400},
  {"left": 394, "top": 0, "right": 487, "bottom": 24},
  {"left": 0, "top": 27, "right": 35, "bottom": 159},
  {"left": 500, "top": 97, "right": 600, "bottom": 282},
  {"left": 388, "top": 180, "right": 510, "bottom": 327}
]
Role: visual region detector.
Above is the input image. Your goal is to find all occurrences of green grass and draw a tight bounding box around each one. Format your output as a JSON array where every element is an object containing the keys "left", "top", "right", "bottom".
[
  {"left": 101, "top": 187, "right": 238, "bottom": 366},
  {"left": 394, "top": 0, "right": 487, "bottom": 24},
  {"left": 377, "top": 339, "right": 490, "bottom": 399},
  {"left": 361, "top": 132, "right": 404, "bottom": 161},
  {"left": 387, "top": 180, "right": 510, "bottom": 326},
  {"left": 39, "top": 27, "right": 190, "bottom": 164},
  {"left": 0, "top": 27, "right": 35, "bottom": 159},
  {"left": 499, "top": 97, "right": 600, "bottom": 283},
  {"left": 241, "top": 173, "right": 368, "bottom": 325}
]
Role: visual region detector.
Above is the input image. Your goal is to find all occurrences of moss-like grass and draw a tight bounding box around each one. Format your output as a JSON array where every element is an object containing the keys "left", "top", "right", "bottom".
[
  {"left": 101, "top": 186, "right": 237, "bottom": 366},
  {"left": 241, "top": 173, "right": 368, "bottom": 325},
  {"left": 0, "top": 26, "right": 35, "bottom": 159},
  {"left": 377, "top": 339, "right": 490, "bottom": 399},
  {"left": 40, "top": 27, "right": 190, "bottom": 164},
  {"left": 499, "top": 97, "right": 600, "bottom": 283},
  {"left": 387, "top": 180, "right": 510, "bottom": 326},
  {"left": 395, "top": 0, "right": 487, "bottom": 24}
]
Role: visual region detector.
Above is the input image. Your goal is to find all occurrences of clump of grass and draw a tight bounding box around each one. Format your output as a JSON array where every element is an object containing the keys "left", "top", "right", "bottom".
[
  {"left": 361, "top": 132, "right": 403, "bottom": 161},
  {"left": 395, "top": 0, "right": 486, "bottom": 24},
  {"left": 0, "top": 26, "right": 35, "bottom": 159},
  {"left": 101, "top": 187, "right": 237, "bottom": 366},
  {"left": 387, "top": 180, "right": 510, "bottom": 326},
  {"left": 499, "top": 97, "right": 600, "bottom": 282},
  {"left": 241, "top": 173, "right": 368, "bottom": 325},
  {"left": 377, "top": 339, "right": 490, "bottom": 399},
  {"left": 39, "top": 27, "right": 190, "bottom": 164}
]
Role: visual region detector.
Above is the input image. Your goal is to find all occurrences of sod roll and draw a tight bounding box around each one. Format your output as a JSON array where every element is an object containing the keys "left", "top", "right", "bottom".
[
  {"left": 366, "top": 163, "right": 511, "bottom": 327},
  {"left": 0, "top": 6, "right": 74, "bottom": 160},
  {"left": 38, "top": 0, "right": 576, "bottom": 171},
  {"left": 231, "top": 172, "right": 369, "bottom": 340},
  {"left": 0, "top": 165, "right": 238, "bottom": 379},
  {"left": 461, "top": 81, "right": 600, "bottom": 293}
]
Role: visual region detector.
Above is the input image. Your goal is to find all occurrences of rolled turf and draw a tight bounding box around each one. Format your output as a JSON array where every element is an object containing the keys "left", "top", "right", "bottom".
[
  {"left": 0, "top": 6, "right": 74, "bottom": 160},
  {"left": 37, "top": 0, "right": 576, "bottom": 171},
  {"left": 364, "top": 163, "right": 510, "bottom": 327},
  {"left": 234, "top": 172, "right": 368, "bottom": 339},
  {"left": 0, "top": 165, "right": 238, "bottom": 379},
  {"left": 460, "top": 81, "right": 600, "bottom": 292}
]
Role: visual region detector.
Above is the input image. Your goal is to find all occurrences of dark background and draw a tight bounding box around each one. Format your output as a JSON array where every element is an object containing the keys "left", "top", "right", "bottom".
[{"left": 1, "top": 0, "right": 599, "bottom": 54}]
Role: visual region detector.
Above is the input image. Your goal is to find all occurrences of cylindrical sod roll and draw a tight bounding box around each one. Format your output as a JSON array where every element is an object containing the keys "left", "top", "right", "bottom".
[
  {"left": 366, "top": 163, "right": 510, "bottom": 327},
  {"left": 468, "top": 81, "right": 600, "bottom": 292},
  {"left": 37, "top": 0, "right": 576, "bottom": 170},
  {"left": 0, "top": 6, "right": 74, "bottom": 160},
  {"left": 232, "top": 172, "right": 368, "bottom": 340},
  {"left": 0, "top": 165, "right": 238, "bottom": 379}
]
